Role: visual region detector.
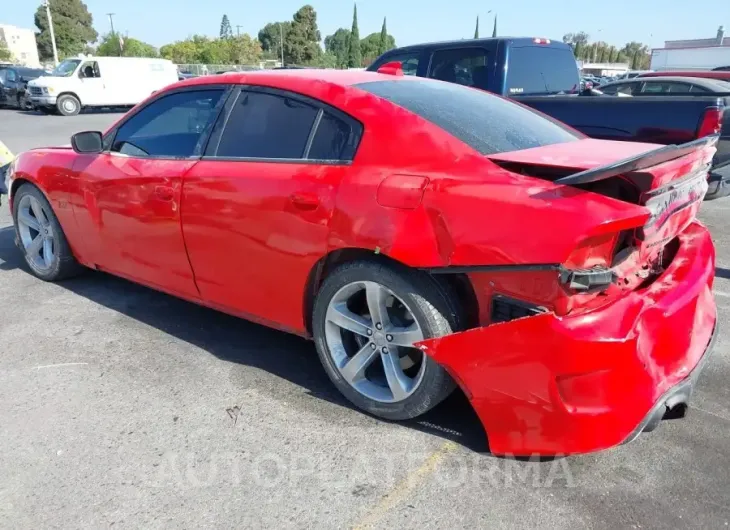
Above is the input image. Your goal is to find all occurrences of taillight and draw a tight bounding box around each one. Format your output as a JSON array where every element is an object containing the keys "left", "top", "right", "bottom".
[{"left": 697, "top": 107, "right": 722, "bottom": 138}]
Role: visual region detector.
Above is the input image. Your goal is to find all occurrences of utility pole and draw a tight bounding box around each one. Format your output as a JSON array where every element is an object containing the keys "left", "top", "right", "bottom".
[
  {"left": 43, "top": 0, "right": 59, "bottom": 65},
  {"left": 107, "top": 13, "right": 121, "bottom": 56},
  {"left": 279, "top": 22, "right": 285, "bottom": 66},
  {"left": 235, "top": 25, "right": 242, "bottom": 37}
]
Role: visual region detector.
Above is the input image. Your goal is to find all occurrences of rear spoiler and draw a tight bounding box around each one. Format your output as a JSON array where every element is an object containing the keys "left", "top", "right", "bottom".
[{"left": 555, "top": 135, "right": 719, "bottom": 186}]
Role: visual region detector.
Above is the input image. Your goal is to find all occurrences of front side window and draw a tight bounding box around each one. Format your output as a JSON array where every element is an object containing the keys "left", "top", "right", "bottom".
[
  {"left": 111, "top": 89, "right": 224, "bottom": 158},
  {"left": 79, "top": 61, "right": 100, "bottom": 78},
  {"left": 216, "top": 91, "right": 319, "bottom": 159},
  {"left": 4, "top": 69, "right": 17, "bottom": 82},
  {"left": 428, "top": 48, "right": 489, "bottom": 89},
  {"left": 600, "top": 82, "right": 636, "bottom": 95},
  {"left": 641, "top": 82, "right": 684, "bottom": 93}
]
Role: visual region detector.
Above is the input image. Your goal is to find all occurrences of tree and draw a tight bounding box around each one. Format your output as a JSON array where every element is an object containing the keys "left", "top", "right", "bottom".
[
  {"left": 347, "top": 4, "right": 361, "bottom": 68},
  {"left": 34, "top": 0, "right": 98, "bottom": 61},
  {"left": 378, "top": 18, "right": 389, "bottom": 56},
  {"left": 223, "top": 35, "right": 262, "bottom": 64},
  {"left": 97, "top": 33, "right": 158, "bottom": 57},
  {"left": 324, "top": 28, "right": 351, "bottom": 68},
  {"left": 360, "top": 32, "right": 395, "bottom": 65},
  {"left": 622, "top": 41, "right": 650, "bottom": 69},
  {"left": 283, "top": 5, "right": 321, "bottom": 65},
  {"left": 0, "top": 39, "right": 13, "bottom": 62},
  {"left": 220, "top": 15, "right": 233, "bottom": 40},
  {"left": 159, "top": 34, "right": 261, "bottom": 65},
  {"left": 258, "top": 22, "right": 291, "bottom": 60},
  {"left": 574, "top": 41, "right": 583, "bottom": 60},
  {"left": 492, "top": 15, "right": 497, "bottom": 38},
  {"left": 474, "top": 16, "right": 479, "bottom": 39}
]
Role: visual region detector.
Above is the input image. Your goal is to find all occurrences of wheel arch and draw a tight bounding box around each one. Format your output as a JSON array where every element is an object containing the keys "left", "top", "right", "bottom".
[
  {"left": 57, "top": 91, "right": 82, "bottom": 104},
  {"left": 302, "top": 247, "right": 479, "bottom": 336}
]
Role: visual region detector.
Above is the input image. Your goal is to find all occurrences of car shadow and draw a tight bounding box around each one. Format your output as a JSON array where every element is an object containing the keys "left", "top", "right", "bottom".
[
  {"left": 716, "top": 267, "right": 730, "bottom": 280},
  {"left": 0, "top": 225, "right": 489, "bottom": 453}
]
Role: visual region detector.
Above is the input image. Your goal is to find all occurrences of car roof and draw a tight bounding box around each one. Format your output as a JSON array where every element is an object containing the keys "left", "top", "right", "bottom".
[
  {"left": 604, "top": 76, "right": 730, "bottom": 90},
  {"left": 640, "top": 70, "right": 730, "bottom": 80},
  {"left": 171, "top": 68, "right": 412, "bottom": 91},
  {"left": 379, "top": 36, "right": 569, "bottom": 53}
]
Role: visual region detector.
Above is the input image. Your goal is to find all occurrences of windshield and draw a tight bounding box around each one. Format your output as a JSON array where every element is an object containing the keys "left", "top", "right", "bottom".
[
  {"left": 356, "top": 79, "right": 581, "bottom": 156},
  {"left": 51, "top": 59, "right": 81, "bottom": 77},
  {"left": 505, "top": 45, "right": 580, "bottom": 96}
]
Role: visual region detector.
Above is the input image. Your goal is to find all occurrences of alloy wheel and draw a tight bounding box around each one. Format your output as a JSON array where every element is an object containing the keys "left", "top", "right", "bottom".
[
  {"left": 16, "top": 194, "right": 56, "bottom": 272},
  {"left": 324, "top": 281, "right": 427, "bottom": 403}
]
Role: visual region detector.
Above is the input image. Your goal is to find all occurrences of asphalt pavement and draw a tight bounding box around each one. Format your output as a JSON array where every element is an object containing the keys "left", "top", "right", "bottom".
[{"left": 0, "top": 108, "right": 729, "bottom": 529}]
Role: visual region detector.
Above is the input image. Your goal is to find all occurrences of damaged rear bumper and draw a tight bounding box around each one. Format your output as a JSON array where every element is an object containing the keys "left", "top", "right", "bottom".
[{"left": 417, "top": 221, "right": 717, "bottom": 456}]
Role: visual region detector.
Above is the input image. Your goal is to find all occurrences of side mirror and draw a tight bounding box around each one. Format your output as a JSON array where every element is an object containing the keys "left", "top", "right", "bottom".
[{"left": 71, "top": 131, "right": 103, "bottom": 154}]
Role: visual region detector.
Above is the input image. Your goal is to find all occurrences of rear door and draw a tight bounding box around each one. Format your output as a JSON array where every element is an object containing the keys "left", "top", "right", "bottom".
[
  {"left": 71, "top": 86, "right": 227, "bottom": 296},
  {"left": 182, "top": 86, "right": 362, "bottom": 331}
]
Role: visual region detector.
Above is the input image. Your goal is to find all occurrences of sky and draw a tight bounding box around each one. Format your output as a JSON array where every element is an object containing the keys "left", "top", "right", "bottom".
[{"left": 4, "top": 0, "right": 730, "bottom": 51}]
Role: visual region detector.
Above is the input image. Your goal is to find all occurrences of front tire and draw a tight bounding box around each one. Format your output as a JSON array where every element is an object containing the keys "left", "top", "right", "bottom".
[
  {"left": 313, "top": 260, "right": 462, "bottom": 421},
  {"left": 56, "top": 94, "right": 81, "bottom": 116},
  {"left": 12, "top": 184, "right": 83, "bottom": 281}
]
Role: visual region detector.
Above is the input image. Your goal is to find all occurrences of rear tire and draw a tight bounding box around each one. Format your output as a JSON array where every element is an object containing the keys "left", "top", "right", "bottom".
[
  {"left": 56, "top": 94, "right": 81, "bottom": 116},
  {"left": 12, "top": 184, "right": 83, "bottom": 281},
  {"left": 312, "top": 260, "right": 462, "bottom": 421}
]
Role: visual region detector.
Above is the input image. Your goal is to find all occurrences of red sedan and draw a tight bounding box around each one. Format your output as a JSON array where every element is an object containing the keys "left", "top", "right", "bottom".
[{"left": 4, "top": 70, "right": 718, "bottom": 455}]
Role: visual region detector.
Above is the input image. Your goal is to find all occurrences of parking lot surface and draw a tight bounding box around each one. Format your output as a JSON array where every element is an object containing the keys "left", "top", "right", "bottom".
[{"left": 1, "top": 109, "right": 729, "bottom": 529}]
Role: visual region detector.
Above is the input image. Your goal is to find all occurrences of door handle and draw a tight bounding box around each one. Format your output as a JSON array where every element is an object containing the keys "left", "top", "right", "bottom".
[
  {"left": 290, "top": 192, "right": 320, "bottom": 210},
  {"left": 154, "top": 186, "right": 174, "bottom": 201}
]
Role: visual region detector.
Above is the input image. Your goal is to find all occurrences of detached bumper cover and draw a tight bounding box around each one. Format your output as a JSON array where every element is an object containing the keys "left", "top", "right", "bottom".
[{"left": 417, "top": 221, "right": 717, "bottom": 456}]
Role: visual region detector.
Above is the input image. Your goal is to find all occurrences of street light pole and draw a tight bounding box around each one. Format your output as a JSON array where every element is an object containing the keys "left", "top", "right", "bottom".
[
  {"left": 279, "top": 22, "right": 284, "bottom": 66},
  {"left": 43, "top": 0, "right": 59, "bottom": 65},
  {"left": 107, "top": 13, "right": 121, "bottom": 56}
]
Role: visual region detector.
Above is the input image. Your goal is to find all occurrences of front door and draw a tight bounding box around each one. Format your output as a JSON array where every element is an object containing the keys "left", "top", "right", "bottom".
[
  {"left": 182, "top": 87, "right": 362, "bottom": 332},
  {"left": 70, "top": 87, "right": 227, "bottom": 297},
  {"left": 77, "top": 61, "right": 106, "bottom": 105}
]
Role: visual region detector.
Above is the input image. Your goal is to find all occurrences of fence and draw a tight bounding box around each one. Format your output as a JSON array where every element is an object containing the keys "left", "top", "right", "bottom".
[{"left": 176, "top": 62, "right": 280, "bottom": 76}]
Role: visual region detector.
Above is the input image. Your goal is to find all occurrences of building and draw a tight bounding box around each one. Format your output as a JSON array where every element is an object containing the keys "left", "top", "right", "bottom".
[
  {"left": 579, "top": 61, "right": 630, "bottom": 77},
  {"left": 0, "top": 24, "right": 41, "bottom": 67},
  {"left": 663, "top": 26, "right": 729, "bottom": 49}
]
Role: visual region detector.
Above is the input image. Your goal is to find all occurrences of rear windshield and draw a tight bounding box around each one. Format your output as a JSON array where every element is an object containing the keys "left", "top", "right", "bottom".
[
  {"left": 506, "top": 45, "right": 580, "bottom": 96},
  {"left": 355, "top": 79, "right": 580, "bottom": 155}
]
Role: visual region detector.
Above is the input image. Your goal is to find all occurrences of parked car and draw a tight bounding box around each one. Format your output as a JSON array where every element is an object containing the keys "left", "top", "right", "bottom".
[
  {"left": 595, "top": 75, "right": 730, "bottom": 95},
  {"left": 367, "top": 38, "right": 730, "bottom": 199},
  {"left": 4, "top": 70, "right": 719, "bottom": 455},
  {"left": 640, "top": 70, "right": 730, "bottom": 82},
  {"left": 0, "top": 66, "right": 49, "bottom": 109},
  {"left": 27, "top": 56, "right": 179, "bottom": 116}
]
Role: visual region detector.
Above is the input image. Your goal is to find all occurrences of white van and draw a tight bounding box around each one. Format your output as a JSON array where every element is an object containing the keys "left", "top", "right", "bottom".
[{"left": 27, "top": 56, "right": 179, "bottom": 116}]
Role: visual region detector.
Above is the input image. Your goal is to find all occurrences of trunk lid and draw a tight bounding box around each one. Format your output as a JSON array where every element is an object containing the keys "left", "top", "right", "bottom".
[{"left": 488, "top": 137, "right": 716, "bottom": 256}]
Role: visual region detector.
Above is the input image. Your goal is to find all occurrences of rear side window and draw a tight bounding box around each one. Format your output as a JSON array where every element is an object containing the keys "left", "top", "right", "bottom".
[
  {"left": 428, "top": 48, "right": 489, "bottom": 90},
  {"left": 217, "top": 91, "right": 318, "bottom": 159},
  {"left": 308, "top": 112, "right": 359, "bottom": 161},
  {"left": 505, "top": 45, "right": 579, "bottom": 95},
  {"left": 356, "top": 79, "right": 580, "bottom": 155}
]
